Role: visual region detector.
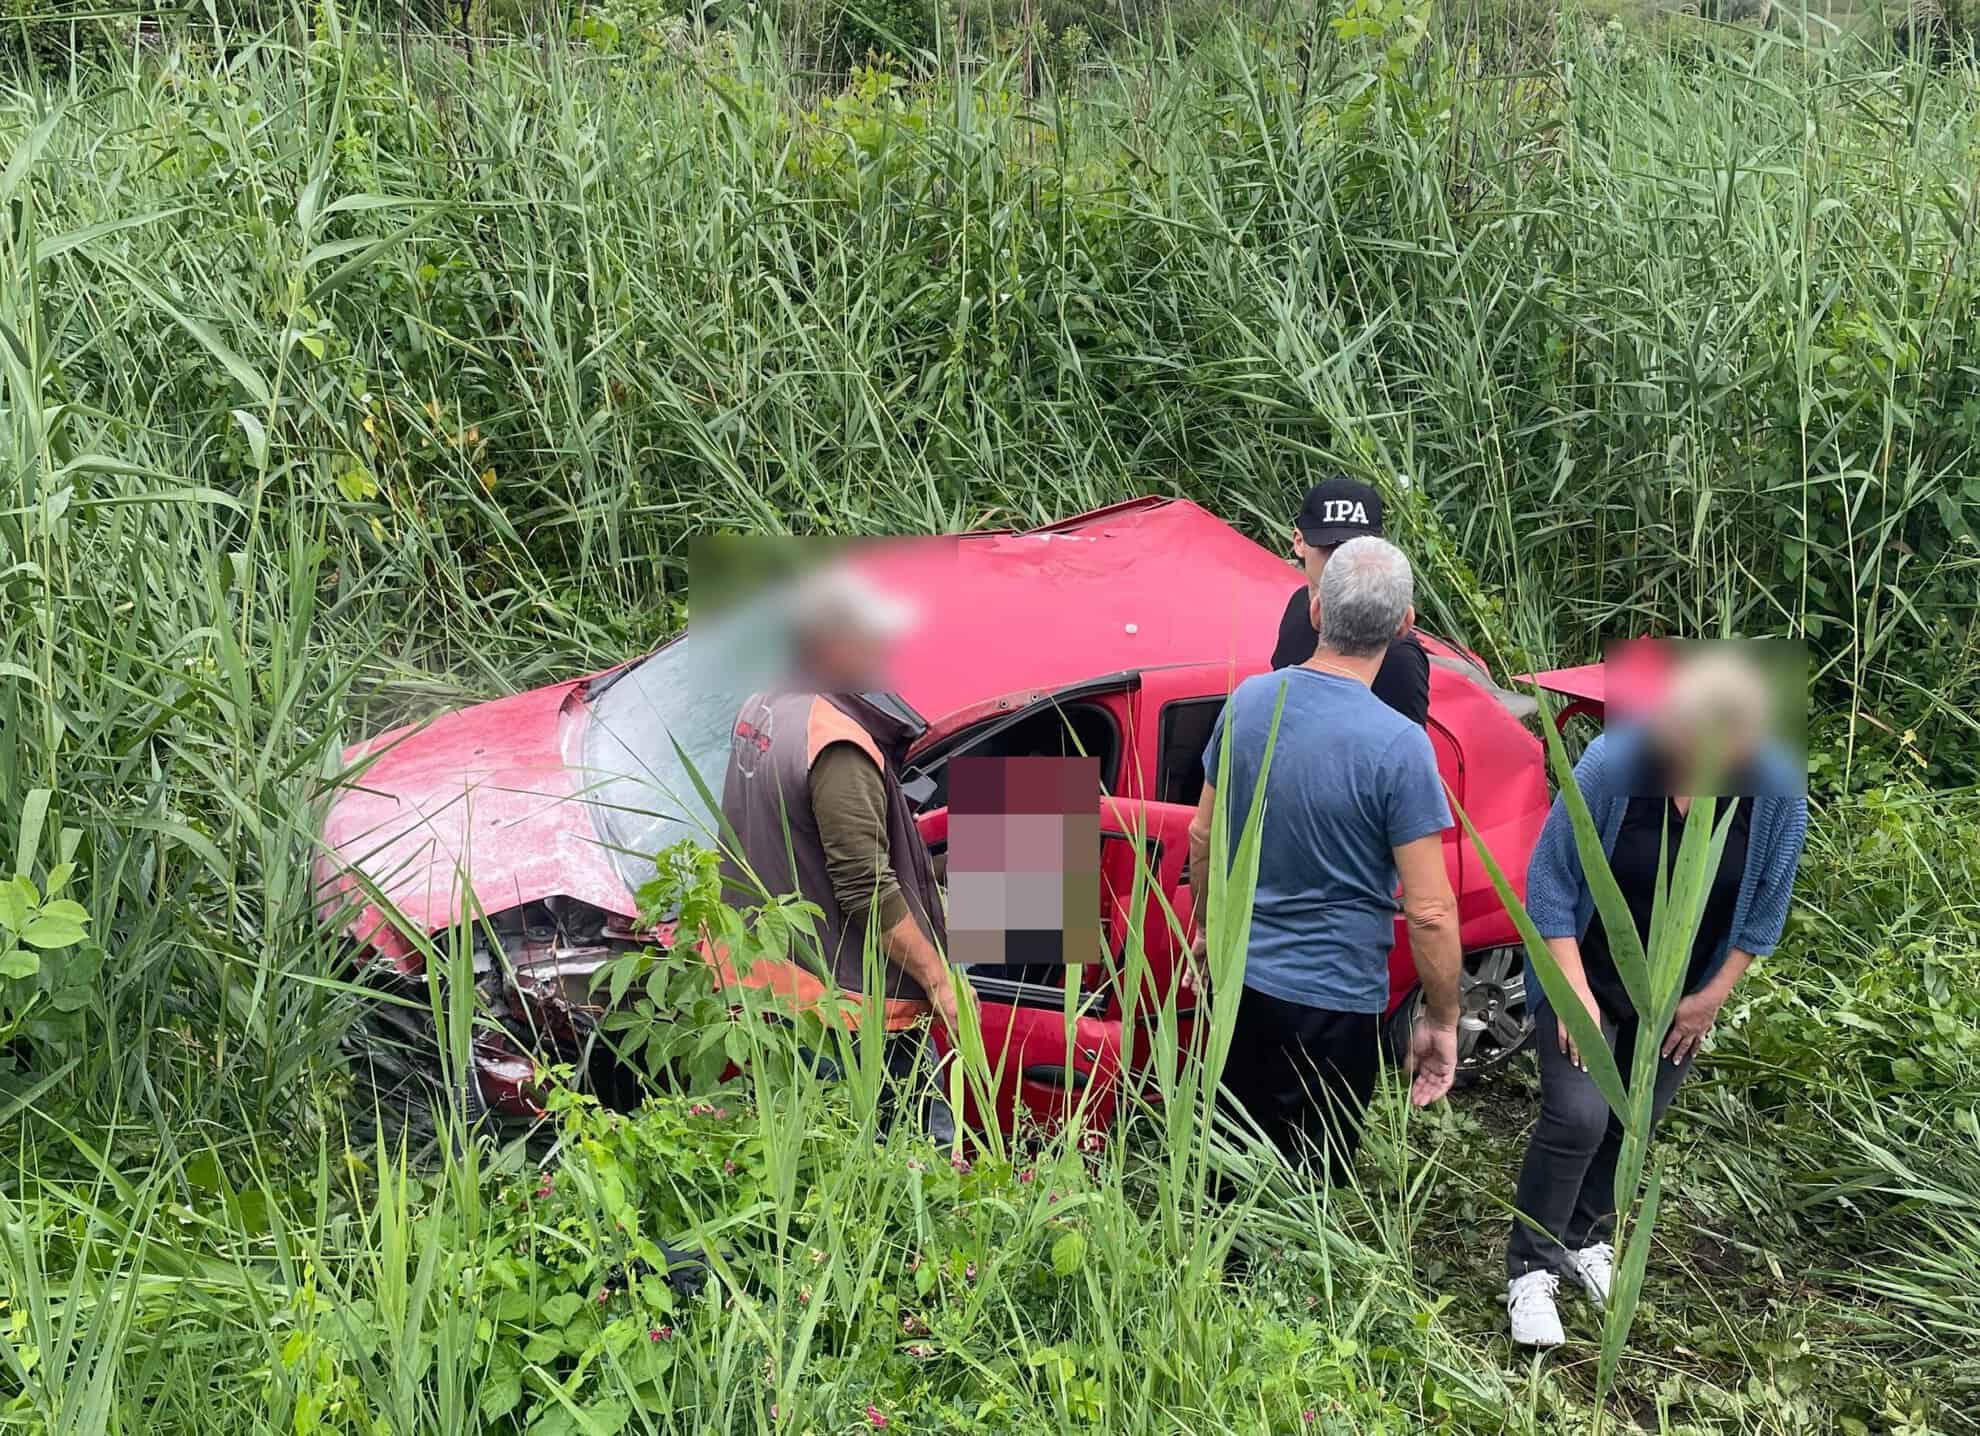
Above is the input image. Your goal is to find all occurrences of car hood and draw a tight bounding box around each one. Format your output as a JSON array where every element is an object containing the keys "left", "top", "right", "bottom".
[{"left": 315, "top": 678, "right": 636, "bottom": 970}]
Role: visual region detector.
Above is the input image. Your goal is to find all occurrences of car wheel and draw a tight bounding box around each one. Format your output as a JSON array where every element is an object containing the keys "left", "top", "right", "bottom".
[{"left": 1384, "top": 945, "right": 1534, "bottom": 1086}]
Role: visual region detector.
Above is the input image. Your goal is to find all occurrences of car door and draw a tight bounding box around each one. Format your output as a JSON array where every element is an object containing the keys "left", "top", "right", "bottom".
[
  {"left": 909, "top": 681, "right": 1138, "bottom": 1139},
  {"left": 1096, "top": 796, "right": 1198, "bottom": 1018}
]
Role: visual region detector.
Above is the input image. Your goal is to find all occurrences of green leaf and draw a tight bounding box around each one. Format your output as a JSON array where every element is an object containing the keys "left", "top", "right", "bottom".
[
  {"left": 0, "top": 949, "right": 40, "bottom": 980},
  {"left": 0, "top": 111, "right": 60, "bottom": 206},
  {"left": 15, "top": 789, "right": 50, "bottom": 879},
  {"left": 92, "top": 253, "right": 272, "bottom": 406},
  {"left": 20, "top": 912, "right": 87, "bottom": 949},
  {"left": 232, "top": 409, "right": 269, "bottom": 470},
  {"left": 1599, "top": 1163, "right": 1663, "bottom": 1396},
  {"left": 579, "top": 1397, "right": 632, "bottom": 1435},
  {"left": 480, "top": 1371, "right": 522, "bottom": 1421},
  {"left": 539, "top": 1293, "right": 585, "bottom": 1327},
  {"left": 1534, "top": 700, "right": 1652, "bottom": 1015},
  {"left": 34, "top": 208, "right": 189, "bottom": 265},
  {"left": 1451, "top": 792, "right": 1627, "bottom": 1114},
  {"left": 1051, "top": 1230, "right": 1087, "bottom": 1277},
  {"left": 0, "top": 877, "right": 34, "bottom": 933}
]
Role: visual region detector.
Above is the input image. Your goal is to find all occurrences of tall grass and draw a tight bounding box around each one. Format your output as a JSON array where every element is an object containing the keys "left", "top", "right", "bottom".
[{"left": 3, "top": 4, "right": 1979, "bottom": 1433}]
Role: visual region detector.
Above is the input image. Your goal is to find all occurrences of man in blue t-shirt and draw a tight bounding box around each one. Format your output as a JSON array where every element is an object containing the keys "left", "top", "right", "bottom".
[{"left": 1188, "top": 536, "right": 1463, "bottom": 1181}]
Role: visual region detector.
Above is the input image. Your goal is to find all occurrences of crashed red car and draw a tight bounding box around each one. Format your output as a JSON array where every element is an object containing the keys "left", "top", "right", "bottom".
[{"left": 317, "top": 497, "right": 1554, "bottom": 1133}]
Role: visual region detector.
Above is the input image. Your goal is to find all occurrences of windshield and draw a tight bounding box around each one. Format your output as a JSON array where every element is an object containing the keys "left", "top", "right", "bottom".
[{"left": 581, "top": 608, "right": 781, "bottom": 899}]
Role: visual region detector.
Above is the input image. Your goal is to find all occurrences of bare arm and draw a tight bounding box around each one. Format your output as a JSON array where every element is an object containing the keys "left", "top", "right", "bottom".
[
  {"left": 1394, "top": 833, "right": 1461, "bottom": 1106},
  {"left": 1186, "top": 783, "right": 1216, "bottom": 959},
  {"left": 809, "top": 745, "right": 958, "bottom": 1030},
  {"left": 1662, "top": 945, "right": 1755, "bottom": 1065},
  {"left": 1395, "top": 834, "right": 1460, "bottom": 1025},
  {"left": 882, "top": 911, "right": 959, "bottom": 1032},
  {"left": 1696, "top": 945, "right": 1755, "bottom": 1006}
]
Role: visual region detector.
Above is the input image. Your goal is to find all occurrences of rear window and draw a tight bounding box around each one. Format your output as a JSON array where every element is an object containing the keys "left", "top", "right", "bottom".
[{"left": 1158, "top": 698, "right": 1226, "bottom": 807}]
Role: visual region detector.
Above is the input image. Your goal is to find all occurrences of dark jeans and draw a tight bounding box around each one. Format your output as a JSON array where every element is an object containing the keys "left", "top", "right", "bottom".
[
  {"left": 808, "top": 1030, "right": 957, "bottom": 1144},
  {"left": 1507, "top": 1008, "right": 1691, "bottom": 1278},
  {"left": 1219, "top": 985, "right": 1381, "bottom": 1185}
]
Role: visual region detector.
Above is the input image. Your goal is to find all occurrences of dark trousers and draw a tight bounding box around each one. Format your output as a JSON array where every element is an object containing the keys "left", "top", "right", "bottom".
[
  {"left": 808, "top": 1030, "right": 956, "bottom": 1144},
  {"left": 1507, "top": 1009, "right": 1691, "bottom": 1278},
  {"left": 1219, "top": 985, "right": 1381, "bottom": 1184}
]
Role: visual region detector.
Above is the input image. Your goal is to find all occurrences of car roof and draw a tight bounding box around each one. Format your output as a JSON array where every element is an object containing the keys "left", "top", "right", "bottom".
[{"left": 861, "top": 497, "right": 1302, "bottom": 725}]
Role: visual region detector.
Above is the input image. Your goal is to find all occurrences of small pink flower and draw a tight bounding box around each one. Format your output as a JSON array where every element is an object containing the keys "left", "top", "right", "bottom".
[
  {"left": 713, "top": 1106, "right": 729, "bottom": 1120},
  {"left": 723, "top": 1159, "right": 737, "bottom": 1174},
  {"left": 649, "top": 1325, "right": 673, "bottom": 1341},
  {"left": 906, "top": 1158, "right": 925, "bottom": 1173},
  {"left": 797, "top": 1285, "right": 811, "bottom": 1305},
  {"left": 1018, "top": 1169, "right": 1035, "bottom": 1184},
  {"left": 534, "top": 1172, "right": 554, "bottom": 1198},
  {"left": 1048, "top": 1191, "right": 1061, "bottom": 1205},
  {"left": 866, "top": 1405, "right": 888, "bottom": 1429},
  {"left": 964, "top": 1262, "right": 977, "bottom": 1281},
  {"left": 906, "top": 1342, "right": 933, "bottom": 1358},
  {"left": 951, "top": 1156, "right": 971, "bottom": 1174},
  {"left": 1302, "top": 1411, "right": 1315, "bottom": 1425},
  {"left": 769, "top": 1405, "right": 779, "bottom": 1422},
  {"left": 596, "top": 1287, "right": 611, "bottom": 1304}
]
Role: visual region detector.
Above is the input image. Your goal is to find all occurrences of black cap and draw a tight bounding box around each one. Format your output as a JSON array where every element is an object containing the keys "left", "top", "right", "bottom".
[{"left": 1296, "top": 476, "right": 1385, "bottom": 548}]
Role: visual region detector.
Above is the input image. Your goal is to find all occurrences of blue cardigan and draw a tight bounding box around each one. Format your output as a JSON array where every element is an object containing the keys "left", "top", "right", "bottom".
[{"left": 1523, "top": 725, "right": 1809, "bottom": 1016}]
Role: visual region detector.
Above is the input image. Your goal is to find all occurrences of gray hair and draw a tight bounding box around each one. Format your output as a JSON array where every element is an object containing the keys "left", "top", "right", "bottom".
[
  {"left": 1657, "top": 647, "right": 1775, "bottom": 758},
  {"left": 1318, "top": 536, "right": 1414, "bottom": 658}
]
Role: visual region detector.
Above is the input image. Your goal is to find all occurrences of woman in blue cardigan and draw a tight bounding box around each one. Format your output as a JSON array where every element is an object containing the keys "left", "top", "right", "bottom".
[{"left": 1505, "top": 652, "right": 1809, "bottom": 1348}]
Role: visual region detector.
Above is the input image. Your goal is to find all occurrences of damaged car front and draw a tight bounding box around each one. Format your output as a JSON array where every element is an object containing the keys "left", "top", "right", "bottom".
[{"left": 315, "top": 613, "right": 767, "bottom": 1115}]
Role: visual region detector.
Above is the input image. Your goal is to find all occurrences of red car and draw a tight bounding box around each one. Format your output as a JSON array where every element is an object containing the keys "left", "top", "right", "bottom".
[{"left": 318, "top": 498, "right": 1553, "bottom": 1132}]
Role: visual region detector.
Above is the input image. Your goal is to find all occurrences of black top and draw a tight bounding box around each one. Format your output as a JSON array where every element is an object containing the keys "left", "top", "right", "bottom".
[
  {"left": 1271, "top": 585, "right": 1431, "bottom": 726},
  {"left": 1580, "top": 792, "right": 1752, "bottom": 1023}
]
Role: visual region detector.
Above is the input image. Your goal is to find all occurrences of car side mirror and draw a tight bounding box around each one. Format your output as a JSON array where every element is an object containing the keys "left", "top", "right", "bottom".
[{"left": 900, "top": 771, "right": 939, "bottom": 809}]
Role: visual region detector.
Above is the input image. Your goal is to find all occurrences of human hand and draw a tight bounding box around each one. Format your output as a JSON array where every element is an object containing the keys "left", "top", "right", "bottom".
[
  {"left": 1661, "top": 990, "right": 1722, "bottom": 1065},
  {"left": 1556, "top": 982, "right": 1603, "bottom": 1072},
  {"left": 1407, "top": 1018, "right": 1459, "bottom": 1107},
  {"left": 926, "top": 969, "right": 961, "bottom": 1036}
]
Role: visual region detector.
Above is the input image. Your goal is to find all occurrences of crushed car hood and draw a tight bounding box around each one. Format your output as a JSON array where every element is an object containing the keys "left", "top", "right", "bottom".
[{"left": 315, "top": 678, "right": 635, "bottom": 970}]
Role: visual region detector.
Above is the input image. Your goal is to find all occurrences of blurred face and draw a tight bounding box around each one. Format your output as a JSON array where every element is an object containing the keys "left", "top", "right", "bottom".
[
  {"left": 798, "top": 626, "right": 890, "bottom": 693},
  {"left": 1648, "top": 658, "right": 1770, "bottom": 789}
]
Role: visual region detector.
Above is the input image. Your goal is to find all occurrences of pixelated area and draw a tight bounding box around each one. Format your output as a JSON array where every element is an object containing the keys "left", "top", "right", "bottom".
[
  {"left": 1602, "top": 637, "right": 1806, "bottom": 794},
  {"left": 946, "top": 756, "right": 1101, "bottom": 967}
]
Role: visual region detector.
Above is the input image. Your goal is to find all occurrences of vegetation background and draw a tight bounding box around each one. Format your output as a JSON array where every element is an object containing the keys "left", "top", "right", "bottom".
[{"left": 2, "top": 0, "right": 1977, "bottom": 1431}]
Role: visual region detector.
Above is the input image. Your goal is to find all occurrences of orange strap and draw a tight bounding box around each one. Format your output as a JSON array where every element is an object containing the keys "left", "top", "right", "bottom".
[
  {"left": 804, "top": 696, "right": 884, "bottom": 770},
  {"left": 698, "top": 939, "right": 931, "bottom": 1033}
]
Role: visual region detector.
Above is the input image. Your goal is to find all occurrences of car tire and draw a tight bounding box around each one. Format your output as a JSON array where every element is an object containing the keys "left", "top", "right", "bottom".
[{"left": 1383, "top": 945, "right": 1535, "bottom": 1087}]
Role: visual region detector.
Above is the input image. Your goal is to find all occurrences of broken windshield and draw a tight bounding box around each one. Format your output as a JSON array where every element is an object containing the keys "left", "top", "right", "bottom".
[{"left": 580, "top": 608, "right": 780, "bottom": 899}]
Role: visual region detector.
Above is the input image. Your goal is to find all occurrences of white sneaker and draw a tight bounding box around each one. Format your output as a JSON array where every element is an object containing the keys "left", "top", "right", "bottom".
[
  {"left": 1570, "top": 1242, "right": 1615, "bottom": 1309},
  {"left": 1506, "top": 1271, "right": 1565, "bottom": 1348}
]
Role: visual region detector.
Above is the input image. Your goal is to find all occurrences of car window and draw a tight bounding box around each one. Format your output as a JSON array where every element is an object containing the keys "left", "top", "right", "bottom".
[
  {"left": 905, "top": 701, "right": 1120, "bottom": 813},
  {"left": 1158, "top": 697, "right": 1226, "bottom": 807}
]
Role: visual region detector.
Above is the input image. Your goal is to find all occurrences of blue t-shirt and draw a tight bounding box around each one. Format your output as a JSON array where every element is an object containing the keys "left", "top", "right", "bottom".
[{"left": 1203, "top": 667, "right": 1453, "bottom": 1013}]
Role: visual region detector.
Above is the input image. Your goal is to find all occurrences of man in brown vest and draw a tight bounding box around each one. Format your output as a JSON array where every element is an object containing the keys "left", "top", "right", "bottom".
[{"left": 718, "top": 565, "right": 961, "bottom": 1041}]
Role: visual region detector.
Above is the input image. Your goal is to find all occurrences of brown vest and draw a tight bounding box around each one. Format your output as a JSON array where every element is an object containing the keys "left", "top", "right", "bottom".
[{"left": 719, "top": 690, "right": 945, "bottom": 1003}]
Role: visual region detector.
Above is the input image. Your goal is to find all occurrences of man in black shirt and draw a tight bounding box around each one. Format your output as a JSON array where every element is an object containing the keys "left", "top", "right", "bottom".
[{"left": 1270, "top": 477, "right": 1431, "bottom": 726}]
